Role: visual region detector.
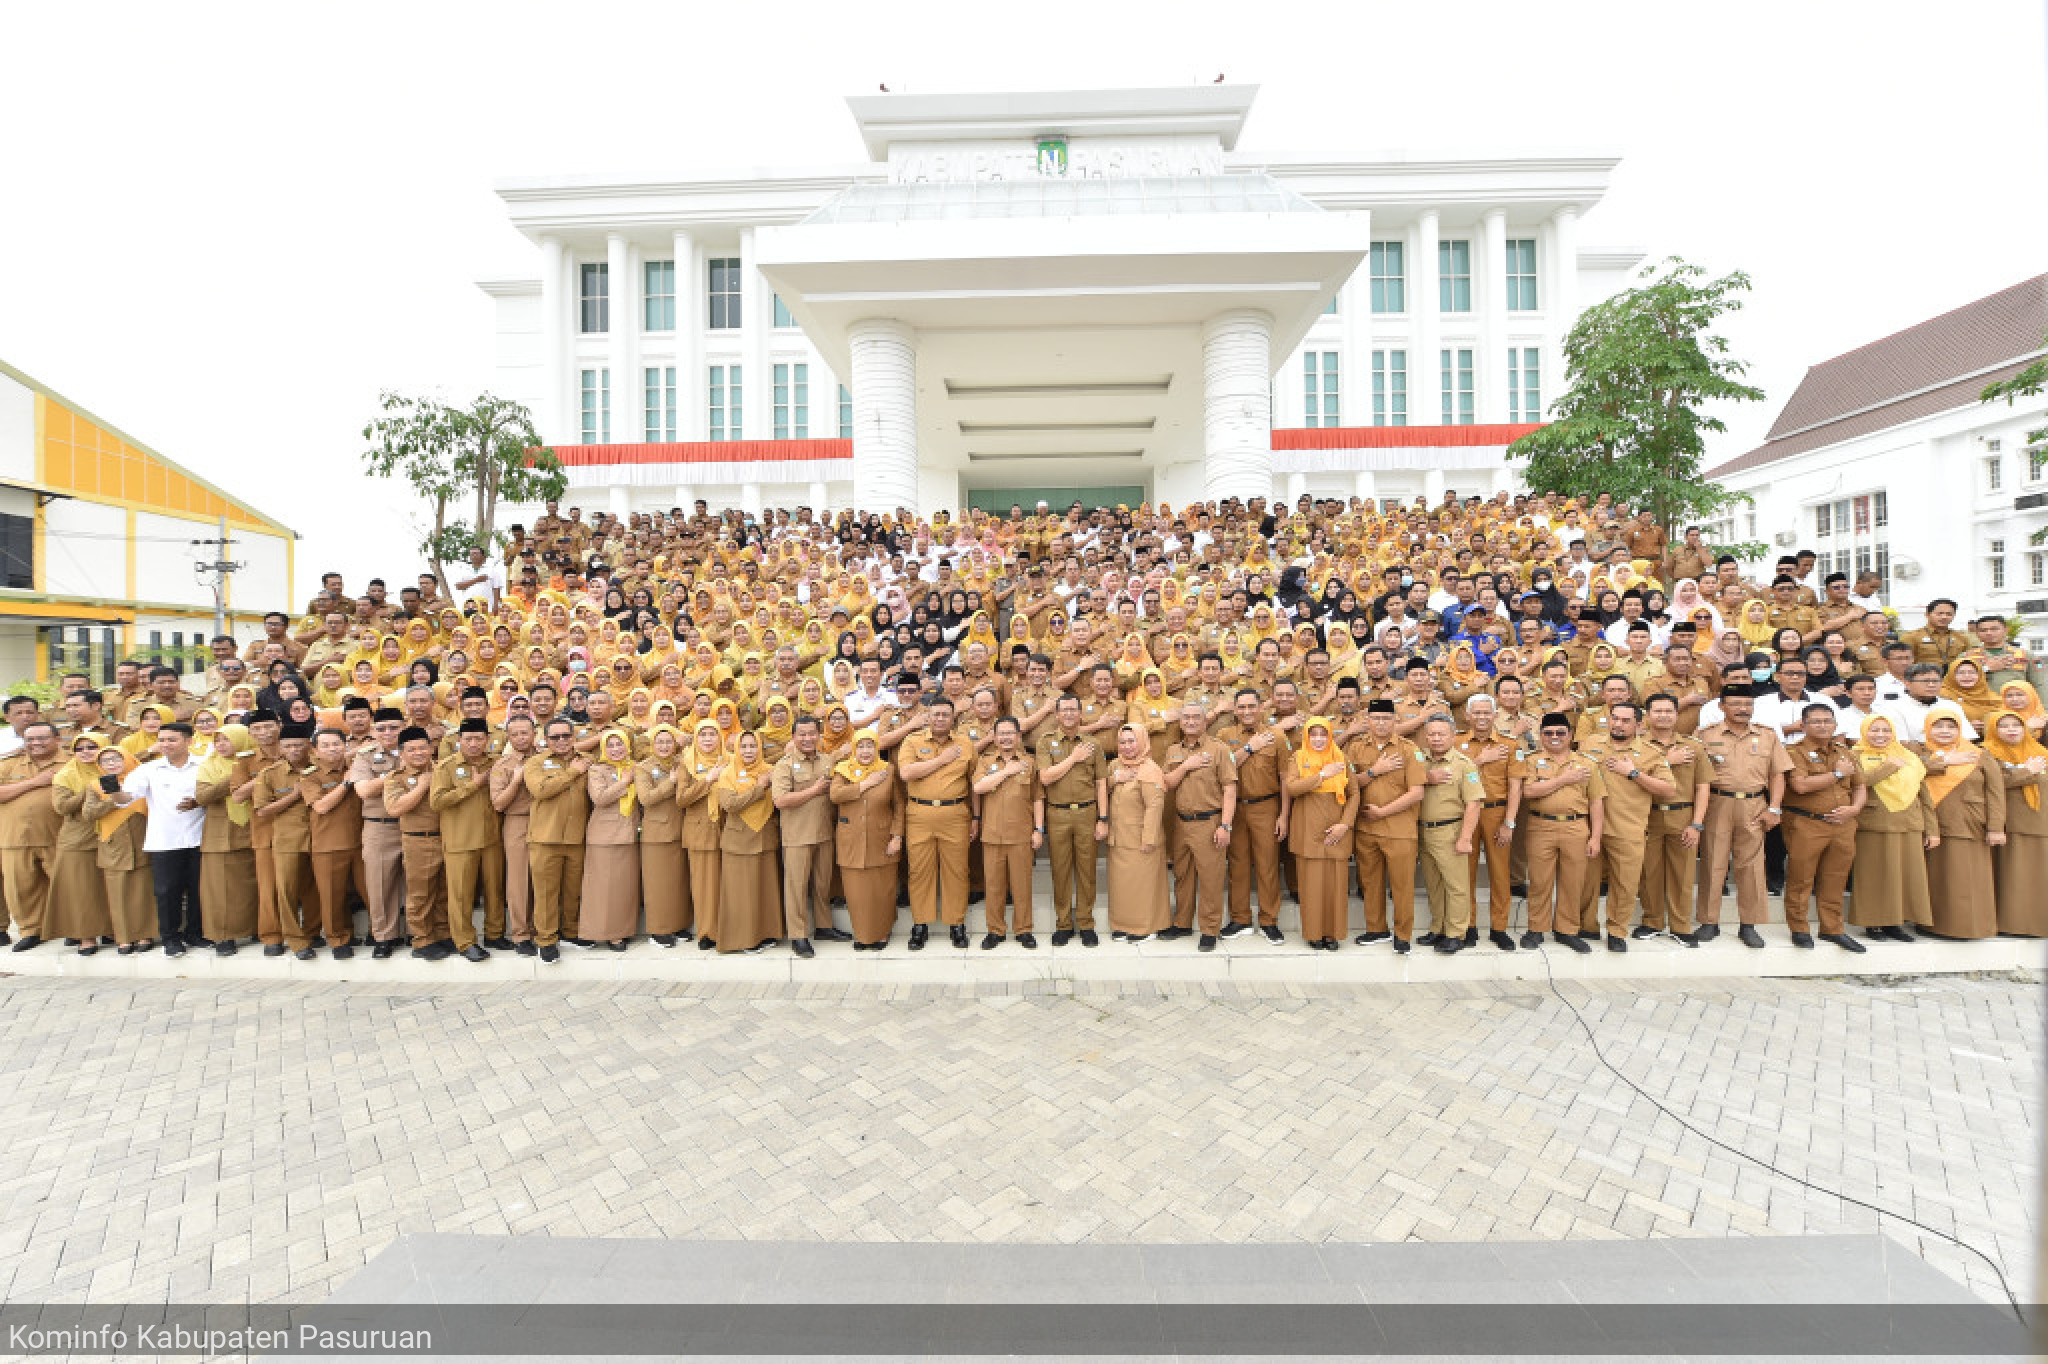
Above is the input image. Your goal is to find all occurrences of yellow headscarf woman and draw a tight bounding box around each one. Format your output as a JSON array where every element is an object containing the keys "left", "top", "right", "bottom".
[
  {"left": 197, "top": 723, "right": 254, "bottom": 825},
  {"left": 1919, "top": 700, "right": 1982, "bottom": 807},
  {"left": 963, "top": 611, "right": 1000, "bottom": 655},
  {"left": 757, "top": 696, "right": 797, "bottom": 763},
  {"left": 1325, "top": 623, "right": 1362, "bottom": 681},
  {"left": 1736, "top": 599, "right": 1775, "bottom": 647},
  {"left": 595, "top": 727, "right": 638, "bottom": 816},
  {"left": 796, "top": 676, "right": 826, "bottom": 717},
  {"left": 834, "top": 726, "right": 889, "bottom": 785},
  {"left": 712, "top": 728, "right": 776, "bottom": 832},
  {"left": 1940, "top": 657, "right": 1999, "bottom": 730},
  {"left": 54, "top": 730, "right": 107, "bottom": 804},
  {"left": 1112, "top": 632, "right": 1154, "bottom": 689},
  {"left": 709, "top": 697, "right": 742, "bottom": 752},
  {"left": 1995, "top": 680, "right": 2048, "bottom": 739},
  {"left": 1851, "top": 713, "right": 1925, "bottom": 814},
  {"left": 1296, "top": 717, "right": 1350, "bottom": 798},
  {"left": 120, "top": 704, "right": 174, "bottom": 762},
  {"left": 310, "top": 663, "right": 349, "bottom": 708},
  {"left": 1983, "top": 708, "right": 2048, "bottom": 812},
  {"left": 92, "top": 743, "right": 147, "bottom": 842},
  {"left": 818, "top": 703, "right": 853, "bottom": 760}
]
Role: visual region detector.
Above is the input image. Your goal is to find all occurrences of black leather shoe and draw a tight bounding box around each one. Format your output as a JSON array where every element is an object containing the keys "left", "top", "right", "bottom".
[
  {"left": 1198, "top": 934, "right": 1217, "bottom": 952},
  {"left": 1883, "top": 925, "right": 1917, "bottom": 942},
  {"left": 1262, "top": 924, "right": 1283, "bottom": 942},
  {"left": 1079, "top": 930, "right": 1099, "bottom": 948},
  {"left": 1821, "top": 932, "right": 1867, "bottom": 954},
  {"left": 1518, "top": 931, "right": 1542, "bottom": 950},
  {"left": 1606, "top": 935, "right": 1626, "bottom": 953},
  {"left": 565, "top": 937, "right": 595, "bottom": 950},
  {"left": 0, "top": 930, "right": 10, "bottom": 945},
  {"left": 539, "top": 945, "right": 559, "bottom": 963},
  {"left": 814, "top": 926, "right": 853, "bottom": 943},
  {"left": 263, "top": 943, "right": 286, "bottom": 957},
  {"left": 792, "top": 939, "right": 815, "bottom": 959},
  {"left": 1738, "top": 925, "right": 1765, "bottom": 948},
  {"left": 1051, "top": 929, "right": 1074, "bottom": 946},
  {"left": 484, "top": 937, "right": 516, "bottom": 951},
  {"left": 1673, "top": 931, "right": 1699, "bottom": 948},
  {"left": 9, "top": 935, "right": 41, "bottom": 953},
  {"left": 949, "top": 925, "right": 968, "bottom": 949},
  {"left": 460, "top": 945, "right": 489, "bottom": 962},
  {"left": 1463, "top": 925, "right": 1478, "bottom": 946},
  {"left": 1416, "top": 932, "right": 1441, "bottom": 947},
  {"left": 606, "top": 939, "right": 627, "bottom": 952},
  {"left": 1017, "top": 933, "right": 1037, "bottom": 949},
  {"left": 293, "top": 947, "right": 316, "bottom": 960},
  {"left": 215, "top": 940, "right": 238, "bottom": 956},
  {"left": 1554, "top": 932, "right": 1591, "bottom": 955},
  {"left": 980, "top": 933, "right": 1001, "bottom": 950},
  {"left": 908, "top": 924, "right": 929, "bottom": 951},
  {"left": 372, "top": 943, "right": 394, "bottom": 960},
  {"left": 1630, "top": 925, "right": 1659, "bottom": 940},
  {"left": 1433, "top": 937, "right": 1462, "bottom": 954},
  {"left": 117, "top": 944, "right": 135, "bottom": 956},
  {"left": 330, "top": 944, "right": 352, "bottom": 960},
  {"left": 698, "top": 936, "right": 717, "bottom": 950},
  {"left": 1490, "top": 930, "right": 1517, "bottom": 952},
  {"left": 1694, "top": 923, "right": 1721, "bottom": 942},
  {"left": 185, "top": 936, "right": 214, "bottom": 950},
  {"left": 1220, "top": 920, "right": 1253, "bottom": 938},
  {"left": 1156, "top": 926, "right": 1190, "bottom": 940},
  {"left": 1392, "top": 937, "right": 1410, "bottom": 954},
  {"left": 515, "top": 941, "right": 537, "bottom": 956},
  {"left": 653, "top": 934, "right": 676, "bottom": 947},
  {"left": 411, "top": 943, "right": 452, "bottom": 961},
  {"left": 1354, "top": 930, "right": 1390, "bottom": 945},
  {"left": 1790, "top": 931, "right": 1815, "bottom": 949}
]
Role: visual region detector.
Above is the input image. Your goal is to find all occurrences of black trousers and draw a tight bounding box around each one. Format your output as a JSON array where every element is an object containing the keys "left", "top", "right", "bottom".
[{"left": 150, "top": 847, "right": 202, "bottom": 944}]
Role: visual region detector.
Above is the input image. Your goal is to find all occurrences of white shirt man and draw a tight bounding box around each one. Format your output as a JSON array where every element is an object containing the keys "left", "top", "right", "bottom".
[
  {"left": 120, "top": 742, "right": 206, "bottom": 851},
  {"left": 844, "top": 674, "right": 896, "bottom": 728}
]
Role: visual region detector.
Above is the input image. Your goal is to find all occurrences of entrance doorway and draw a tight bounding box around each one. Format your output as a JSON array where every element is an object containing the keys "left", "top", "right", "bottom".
[{"left": 964, "top": 485, "right": 1147, "bottom": 515}]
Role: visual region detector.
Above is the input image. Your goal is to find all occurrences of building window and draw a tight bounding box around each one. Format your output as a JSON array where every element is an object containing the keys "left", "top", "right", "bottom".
[
  {"left": 709, "top": 365, "right": 741, "bottom": 440},
  {"left": 1371, "top": 350, "right": 1407, "bottom": 427},
  {"left": 579, "top": 369, "right": 610, "bottom": 443},
  {"left": 578, "top": 263, "right": 609, "bottom": 334},
  {"left": 1322, "top": 294, "right": 1339, "bottom": 316},
  {"left": 1303, "top": 352, "right": 1339, "bottom": 428},
  {"left": 1985, "top": 455, "right": 2004, "bottom": 492},
  {"left": 1369, "top": 241, "right": 1405, "bottom": 313},
  {"left": 1506, "top": 347, "right": 1541, "bottom": 422},
  {"left": 773, "top": 362, "right": 809, "bottom": 439},
  {"left": 773, "top": 294, "right": 797, "bottom": 329},
  {"left": 1439, "top": 240, "right": 1472, "bottom": 313},
  {"left": 644, "top": 260, "right": 675, "bottom": 331},
  {"left": 708, "top": 257, "right": 741, "bottom": 330},
  {"left": 0, "top": 511, "right": 31, "bottom": 589},
  {"left": 1809, "top": 491, "right": 1889, "bottom": 600},
  {"left": 1440, "top": 348, "right": 1474, "bottom": 425},
  {"left": 2030, "top": 551, "right": 2046, "bottom": 588},
  {"left": 1990, "top": 539, "right": 2007, "bottom": 590},
  {"left": 41, "top": 626, "right": 116, "bottom": 686},
  {"left": 838, "top": 384, "right": 853, "bottom": 438},
  {"left": 644, "top": 367, "right": 676, "bottom": 442},
  {"left": 1505, "top": 239, "right": 1539, "bottom": 311},
  {"left": 2030, "top": 446, "right": 2048, "bottom": 483}
]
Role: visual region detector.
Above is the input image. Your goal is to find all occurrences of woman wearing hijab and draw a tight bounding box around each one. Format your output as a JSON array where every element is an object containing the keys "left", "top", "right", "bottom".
[
  {"left": 1125, "top": 668, "right": 1178, "bottom": 765},
  {"left": 81, "top": 745, "right": 156, "bottom": 953},
  {"left": 1846, "top": 714, "right": 1936, "bottom": 942},
  {"left": 831, "top": 728, "right": 903, "bottom": 949},
  {"left": 1995, "top": 681, "right": 2048, "bottom": 740},
  {"left": 580, "top": 729, "right": 641, "bottom": 949},
  {"left": 194, "top": 722, "right": 258, "bottom": 951},
  {"left": 1734, "top": 600, "right": 1775, "bottom": 649},
  {"left": 1915, "top": 700, "right": 2005, "bottom": 939},
  {"left": 47, "top": 732, "right": 113, "bottom": 953},
  {"left": 713, "top": 729, "right": 780, "bottom": 953},
  {"left": 1285, "top": 716, "right": 1359, "bottom": 949},
  {"left": 676, "top": 720, "right": 728, "bottom": 949},
  {"left": 1940, "top": 658, "right": 1999, "bottom": 731},
  {"left": 1984, "top": 709, "right": 2048, "bottom": 937},
  {"left": 1104, "top": 724, "right": 1168, "bottom": 941}
]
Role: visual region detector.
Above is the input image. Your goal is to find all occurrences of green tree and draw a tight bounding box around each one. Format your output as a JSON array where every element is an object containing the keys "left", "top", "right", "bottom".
[
  {"left": 1980, "top": 338, "right": 2047, "bottom": 545},
  {"left": 361, "top": 393, "right": 566, "bottom": 591},
  {"left": 1506, "top": 257, "right": 1767, "bottom": 556}
]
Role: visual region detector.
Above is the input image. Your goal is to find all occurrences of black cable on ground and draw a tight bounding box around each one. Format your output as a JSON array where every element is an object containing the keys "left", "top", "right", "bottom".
[{"left": 1529, "top": 940, "right": 2029, "bottom": 1324}]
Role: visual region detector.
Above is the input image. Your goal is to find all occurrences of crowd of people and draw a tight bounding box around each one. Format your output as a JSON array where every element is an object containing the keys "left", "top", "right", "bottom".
[{"left": 0, "top": 489, "right": 2040, "bottom": 966}]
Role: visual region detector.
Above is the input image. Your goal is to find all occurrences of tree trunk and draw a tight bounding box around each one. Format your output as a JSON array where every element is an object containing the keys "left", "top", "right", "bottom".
[{"left": 428, "top": 494, "right": 452, "bottom": 599}]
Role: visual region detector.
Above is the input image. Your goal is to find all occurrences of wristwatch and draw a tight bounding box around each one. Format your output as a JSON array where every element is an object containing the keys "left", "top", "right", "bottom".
[
  {"left": 1219, "top": 823, "right": 1232, "bottom": 833},
  {"left": 1627, "top": 768, "right": 1642, "bottom": 780},
  {"left": 1766, "top": 806, "right": 1781, "bottom": 814},
  {"left": 1687, "top": 821, "right": 1704, "bottom": 831},
  {"left": 1502, "top": 819, "right": 1516, "bottom": 831}
]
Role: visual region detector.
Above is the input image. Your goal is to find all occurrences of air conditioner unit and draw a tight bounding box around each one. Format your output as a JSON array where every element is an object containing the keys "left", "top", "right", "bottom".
[
  {"left": 1773, "top": 530, "right": 1797, "bottom": 547},
  {"left": 1893, "top": 557, "right": 1921, "bottom": 580}
]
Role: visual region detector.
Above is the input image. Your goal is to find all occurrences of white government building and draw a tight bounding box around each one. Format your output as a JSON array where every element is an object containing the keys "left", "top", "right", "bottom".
[{"left": 481, "top": 84, "right": 1645, "bottom": 518}]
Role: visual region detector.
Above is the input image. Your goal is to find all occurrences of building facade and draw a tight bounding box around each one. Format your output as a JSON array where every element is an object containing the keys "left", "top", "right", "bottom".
[
  {"left": 1705, "top": 275, "right": 2048, "bottom": 649},
  {"left": 482, "top": 85, "right": 1643, "bottom": 516},
  {"left": 0, "top": 360, "right": 295, "bottom": 685}
]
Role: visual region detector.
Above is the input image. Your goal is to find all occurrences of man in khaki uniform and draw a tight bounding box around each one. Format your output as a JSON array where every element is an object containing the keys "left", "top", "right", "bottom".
[
  {"left": 254, "top": 726, "right": 318, "bottom": 957},
  {"left": 1414, "top": 715, "right": 1484, "bottom": 954},
  {"left": 491, "top": 715, "right": 538, "bottom": 952},
  {"left": 429, "top": 718, "right": 505, "bottom": 956},
  {"left": 971, "top": 716, "right": 1040, "bottom": 948},
  {"left": 1008, "top": 655, "right": 1060, "bottom": 741},
  {"left": 1162, "top": 702, "right": 1238, "bottom": 950},
  {"left": 1454, "top": 694, "right": 1518, "bottom": 950},
  {"left": 297, "top": 729, "right": 361, "bottom": 956},
  {"left": 898, "top": 698, "right": 974, "bottom": 950},
  {"left": 1693, "top": 686, "right": 1792, "bottom": 946},
  {"left": 347, "top": 708, "right": 409, "bottom": 957},
  {"left": 1900, "top": 598, "right": 1966, "bottom": 669},
  {"left": 1634, "top": 692, "right": 1710, "bottom": 944},
  {"left": 523, "top": 718, "right": 591, "bottom": 962},
  {"left": 1508, "top": 713, "right": 1605, "bottom": 951},
  {"left": 1345, "top": 699, "right": 1426, "bottom": 952},
  {"left": 1575, "top": 701, "right": 1677, "bottom": 951},
  {"left": 382, "top": 726, "right": 455, "bottom": 959},
  {"left": 0, "top": 721, "right": 64, "bottom": 946},
  {"left": 1036, "top": 695, "right": 1107, "bottom": 946},
  {"left": 1216, "top": 688, "right": 1289, "bottom": 942},
  {"left": 772, "top": 715, "right": 848, "bottom": 958},
  {"left": 1779, "top": 703, "right": 1870, "bottom": 953}
]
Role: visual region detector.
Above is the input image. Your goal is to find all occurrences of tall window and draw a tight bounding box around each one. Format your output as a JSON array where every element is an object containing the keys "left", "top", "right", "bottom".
[
  {"left": 1303, "top": 352, "right": 1340, "bottom": 428},
  {"left": 774, "top": 362, "right": 809, "bottom": 439},
  {"left": 1369, "top": 241, "right": 1406, "bottom": 313},
  {"left": 644, "top": 366, "right": 676, "bottom": 442},
  {"left": 1506, "top": 347, "right": 1541, "bottom": 422},
  {"left": 1505, "top": 239, "right": 1539, "bottom": 311},
  {"left": 1439, "top": 240, "right": 1472, "bottom": 313},
  {"left": 708, "top": 365, "right": 741, "bottom": 440},
  {"left": 0, "top": 511, "right": 32, "bottom": 589},
  {"left": 644, "top": 260, "right": 675, "bottom": 331},
  {"left": 773, "top": 294, "right": 797, "bottom": 328},
  {"left": 1985, "top": 455, "right": 2004, "bottom": 492},
  {"left": 1322, "top": 294, "right": 1339, "bottom": 315},
  {"left": 578, "top": 263, "right": 609, "bottom": 333},
  {"left": 1810, "top": 492, "right": 1890, "bottom": 599},
  {"left": 1990, "top": 539, "right": 2008, "bottom": 590},
  {"left": 1371, "top": 350, "right": 1407, "bottom": 427},
  {"left": 2030, "top": 550, "right": 2046, "bottom": 588},
  {"left": 579, "top": 369, "right": 610, "bottom": 443},
  {"left": 838, "top": 384, "right": 853, "bottom": 438},
  {"left": 708, "top": 257, "right": 741, "bottom": 329},
  {"left": 1440, "top": 348, "right": 1474, "bottom": 425}
]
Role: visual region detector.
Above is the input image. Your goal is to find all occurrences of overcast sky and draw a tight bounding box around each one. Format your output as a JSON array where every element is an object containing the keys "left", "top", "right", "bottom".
[{"left": 3, "top": 0, "right": 2043, "bottom": 599}]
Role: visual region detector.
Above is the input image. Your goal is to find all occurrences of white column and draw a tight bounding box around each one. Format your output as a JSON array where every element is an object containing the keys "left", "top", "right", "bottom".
[
  {"left": 672, "top": 483, "right": 694, "bottom": 511},
  {"left": 1354, "top": 470, "right": 1376, "bottom": 504},
  {"left": 607, "top": 484, "right": 630, "bottom": 518},
  {"left": 848, "top": 318, "right": 920, "bottom": 515},
  {"left": 1478, "top": 209, "right": 1508, "bottom": 423},
  {"left": 1285, "top": 472, "right": 1307, "bottom": 503},
  {"left": 741, "top": 482, "right": 763, "bottom": 517},
  {"left": 1201, "top": 308, "right": 1274, "bottom": 506},
  {"left": 539, "top": 236, "right": 568, "bottom": 444},
  {"left": 739, "top": 227, "right": 770, "bottom": 441},
  {"left": 807, "top": 480, "right": 828, "bottom": 510},
  {"left": 1423, "top": 468, "right": 1447, "bottom": 504},
  {"left": 1414, "top": 211, "right": 1442, "bottom": 430},
  {"left": 672, "top": 229, "right": 704, "bottom": 441},
  {"left": 1547, "top": 206, "right": 1581, "bottom": 408},
  {"left": 607, "top": 234, "right": 638, "bottom": 445}
]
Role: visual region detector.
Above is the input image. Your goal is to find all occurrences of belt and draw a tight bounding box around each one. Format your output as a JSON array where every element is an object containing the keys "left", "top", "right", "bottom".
[
  {"left": 364, "top": 815, "right": 397, "bottom": 824},
  {"left": 1421, "top": 816, "right": 1463, "bottom": 829},
  {"left": 909, "top": 796, "right": 963, "bottom": 807},
  {"left": 1650, "top": 802, "right": 1692, "bottom": 813},
  {"left": 1240, "top": 792, "right": 1276, "bottom": 805},
  {"left": 1782, "top": 805, "right": 1832, "bottom": 821},
  {"left": 1711, "top": 788, "right": 1764, "bottom": 799},
  {"left": 1048, "top": 800, "right": 1095, "bottom": 811},
  {"left": 1530, "top": 811, "right": 1585, "bottom": 822},
  {"left": 1481, "top": 799, "right": 1506, "bottom": 809},
  {"left": 1177, "top": 808, "right": 1221, "bottom": 822},
  {"left": 402, "top": 830, "right": 440, "bottom": 838}
]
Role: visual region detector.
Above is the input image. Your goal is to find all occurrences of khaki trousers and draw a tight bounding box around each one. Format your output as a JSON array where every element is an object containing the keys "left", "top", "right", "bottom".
[
  {"left": 309, "top": 849, "right": 357, "bottom": 946},
  {"left": 529, "top": 841, "right": 584, "bottom": 947},
  {"left": 270, "top": 848, "right": 315, "bottom": 951},
  {"left": 1525, "top": 817, "right": 1588, "bottom": 935},
  {"left": 1782, "top": 811, "right": 1855, "bottom": 936},
  {"left": 361, "top": 819, "right": 406, "bottom": 943},
  {"left": 501, "top": 812, "right": 533, "bottom": 942},
  {"left": 1467, "top": 804, "right": 1513, "bottom": 931},
  {"left": 1170, "top": 813, "right": 1227, "bottom": 935},
  {"left": 781, "top": 841, "right": 833, "bottom": 939},
  {"left": 400, "top": 834, "right": 449, "bottom": 948},
  {"left": 1228, "top": 797, "right": 1284, "bottom": 927},
  {"left": 905, "top": 802, "right": 969, "bottom": 926},
  {"left": 442, "top": 845, "right": 502, "bottom": 949},
  {"left": 1, "top": 846, "right": 52, "bottom": 938},
  {"left": 1045, "top": 805, "right": 1099, "bottom": 931},
  {"left": 1418, "top": 823, "right": 1473, "bottom": 939},
  {"left": 1636, "top": 810, "right": 1698, "bottom": 935},
  {"left": 1355, "top": 830, "right": 1416, "bottom": 940},
  {"left": 686, "top": 846, "right": 720, "bottom": 943},
  {"left": 252, "top": 840, "right": 282, "bottom": 945},
  {"left": 981, "top": 840, "right": 1034, "bottom": 936},
  {"left": 1697, "top": 795, "right": 1769, "bottom": 926},
  {"left": 1579, "top": 819, "right": 1648, "bottom": 941}
]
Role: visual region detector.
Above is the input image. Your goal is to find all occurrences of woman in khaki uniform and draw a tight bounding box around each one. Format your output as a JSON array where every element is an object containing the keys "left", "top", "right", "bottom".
[
  {"left": 1285, "top": 717, "right": 1359, "bottom": 949},
  {"left": 46, "top": 733, "right": 112, "bottom": 952},
  {"left": 81, "top": 747, "right": 155, "bottom": 951},
  {"left": 1984, "top": 709, "right": 2048, "bottom": 937},
  {"left": 580, "top": 728, "right": 641, "bottom": 948},
  {"left": 1915, "top": 701, "right": 2005, "bottom": 939},
  {"left": 634, "top": 725, "right": 688, "bottom": 945},
  {"left": 677, "top": 720, "right": 726, "bottom": 949},
  {"left": 1104, "top": 724, "right": 1168, "bottom": 940},
  {"left": 830, "top": 728, "right": 903, "bottom": 949},
  {"left": 714, "top": 730, "right": 780, "bottom": 953},
  {"left": 194, "top": 723, "right": 258, "bottom": 949},
  {"left": 1847, "top": 715, "right": 1936, "bottom": 941},
  {"left": 1125, "top": 669, "right": 1178, "bottom": 766}
]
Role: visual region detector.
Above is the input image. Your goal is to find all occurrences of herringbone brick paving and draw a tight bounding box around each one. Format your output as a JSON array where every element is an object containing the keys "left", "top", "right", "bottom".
[{"left": 0, "top": 971, "right": 2034, "bottom": 1311}]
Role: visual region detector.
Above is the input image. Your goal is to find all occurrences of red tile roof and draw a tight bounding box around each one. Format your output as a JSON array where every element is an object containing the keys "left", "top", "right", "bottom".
[{"left": 1706, "top": 275, "right": 2048, "bottom": 479}]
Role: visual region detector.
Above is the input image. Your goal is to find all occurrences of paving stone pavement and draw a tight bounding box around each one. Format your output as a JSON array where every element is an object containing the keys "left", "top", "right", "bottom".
[{"left": 0, "top": 969, "right": 2035, "bottom": 1319}]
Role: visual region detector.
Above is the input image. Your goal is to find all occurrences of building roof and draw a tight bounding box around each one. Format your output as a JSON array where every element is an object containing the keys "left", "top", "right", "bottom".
[
  {"left": 1706, "top": 274, "right": 2048, "bottom": 479},
  {"left": 803, "top": 173, "right": 1320, "bottom": 225}
]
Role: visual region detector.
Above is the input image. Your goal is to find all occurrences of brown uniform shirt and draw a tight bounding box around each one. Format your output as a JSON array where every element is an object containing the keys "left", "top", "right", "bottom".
[
  {"left": 0, "top": 754, "right": 63, "bottom": 848},
  {"left": 348, "top": 745, "right": 402, "bottom": 821},
  {"left": 429, "top": 753, "right": 500, "bottom": 852},
  {"left": 1344, "top": 734, "right": 1427, "bottom": 838},
  {"left": 389, "top": 766, "right": 438, "bottom": 836},
  {"left": 1695, "top": 721, "right": 1793, "bottom": 795},
  {"left": 1576, "top": 734, "right": 1673, "bottom": 836},
  {"left": 1649, "top": 733, "right": 1710, "bottom": 819},
  {"left": 297, "top": 762, "right": 361, "bottom": 853},
  {"left": 1036, "top": 729, "right": 1105, "bottom": 808},
  {"left": 255, "top": 760, "right": 312, "bottom": 853},
  {"left": 1510, "top": 748, "right": 1607, "bottom": 817},
  {"left": 975, "top": 750, "right": 1039, "bottom": 844},
  {"left": 771, "top": 749, "right": 836, "bottom": 846},
  {"left": 1784, "top": 736, "right": 1860, "bottom": 816},
  {"left": 1453, "top": 731, "right": 1516, "bottom": 803},
  {"left": 1215, "top": 720, "right": 1285, "bottom": 802},
  {"left": 1417, "top": 749, "right": 1485, "bottom": 824},
  {"left": 901, "top": 728, "right": 973, "bottom": 803},
  {"left": 523, "top": 753, "right": 590, "bottom": 844}
]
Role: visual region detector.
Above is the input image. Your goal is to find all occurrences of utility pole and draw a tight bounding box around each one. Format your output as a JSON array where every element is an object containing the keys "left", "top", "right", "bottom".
[{"left": 191, "top": 514, "right": 244, "bottom": 639}]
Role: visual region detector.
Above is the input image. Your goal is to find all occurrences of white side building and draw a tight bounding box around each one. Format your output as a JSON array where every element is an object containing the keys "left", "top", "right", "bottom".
[
  {"left": 1705, "top": 274, "right": 2048, "bottom": 649},
  {"left": 481, "top": 84, "right": 1644, "bottom": 517}
]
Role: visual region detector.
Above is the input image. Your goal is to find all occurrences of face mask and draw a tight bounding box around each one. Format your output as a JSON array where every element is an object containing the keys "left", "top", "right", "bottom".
[{"left": 1750, "top": 667, "right": 1774, "bottom": 683}]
